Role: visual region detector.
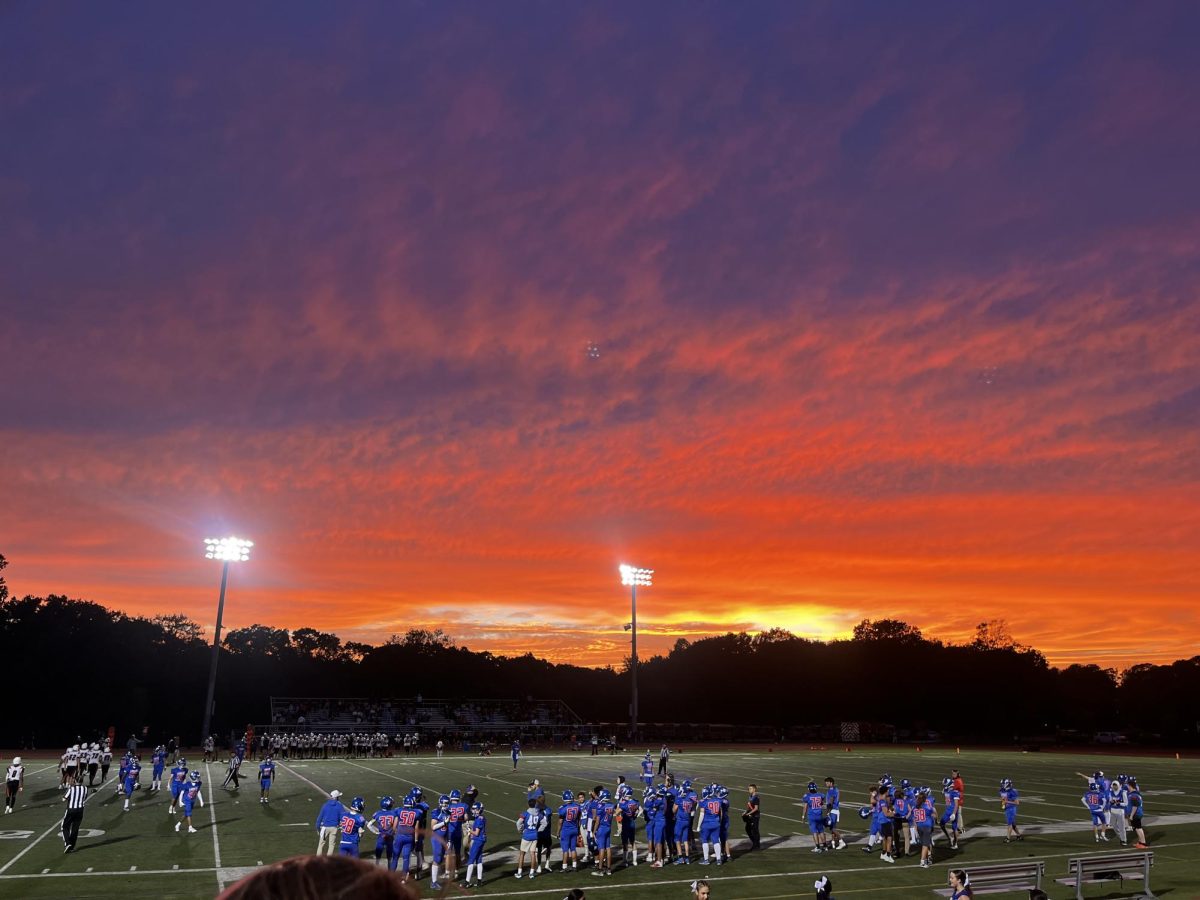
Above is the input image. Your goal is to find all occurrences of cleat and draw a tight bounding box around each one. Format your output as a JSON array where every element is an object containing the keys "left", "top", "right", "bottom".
[
  {"left": 812, "top": 846, "right": 823, "bottom": 853},
  {"left": 175, "top": 822, "right": 181, "bottom": 832},
  {"left": 514, "top": 871, "right": 523, "bottom": 879},
  {"left": 430, "top": 884, "right": 442, "bottom": 891},
  {"left": 592, "top": 870, "right": 605, "bottom": 877},
  {"left": 698, "top": 859, "right": 711, "bottom": 865}
]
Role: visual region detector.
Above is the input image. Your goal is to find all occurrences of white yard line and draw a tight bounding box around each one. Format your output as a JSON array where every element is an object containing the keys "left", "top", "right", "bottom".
[
  {"left": 204, "top": 763, "right": 224, "bottom": 893},
  {"left": 276, "top": 761, "right": 330, "bottom": 797},
  {"left": 0, "top": 819, "right": 60, "bottom": 875}
]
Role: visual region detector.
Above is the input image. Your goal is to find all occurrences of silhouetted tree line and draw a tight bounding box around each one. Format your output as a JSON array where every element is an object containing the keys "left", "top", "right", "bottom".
[{"left": 2, "top": 555, "right": 1197, "bottom": 748}]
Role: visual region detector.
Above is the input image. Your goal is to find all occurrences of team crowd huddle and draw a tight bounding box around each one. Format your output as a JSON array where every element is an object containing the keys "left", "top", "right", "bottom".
[{"left": 1, "top": 740, "right": 1158, "bottom": 892}]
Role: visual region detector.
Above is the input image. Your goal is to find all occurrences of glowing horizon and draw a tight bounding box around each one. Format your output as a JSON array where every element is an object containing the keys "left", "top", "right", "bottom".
[{"left": 1, "top": 4, "right": 1197, "bottom": 673}]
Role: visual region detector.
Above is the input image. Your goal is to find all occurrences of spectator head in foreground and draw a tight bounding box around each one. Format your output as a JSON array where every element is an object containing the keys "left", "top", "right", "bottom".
[{"left": 217, "top": 855, "right": 420, "bottom": 900}]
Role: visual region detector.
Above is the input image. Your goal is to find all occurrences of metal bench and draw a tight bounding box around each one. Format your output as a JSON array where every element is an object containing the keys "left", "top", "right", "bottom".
[
  {"left": 1056, "top": 850, "right": 1155, "bottom": 900},
  {"left": 931, "top": 860, "right": 1045, "bottom": 896}
]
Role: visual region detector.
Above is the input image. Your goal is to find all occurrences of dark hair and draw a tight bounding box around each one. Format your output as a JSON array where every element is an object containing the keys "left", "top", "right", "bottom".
[
  {"left": 565, "top": 891, "right": 587, "bottom": 900},
  {"left": 528, "top": 798, "right": 538, "bottom": 807},
  {"left": 216, "top": 855, "right": 420, "bottom": 899}
]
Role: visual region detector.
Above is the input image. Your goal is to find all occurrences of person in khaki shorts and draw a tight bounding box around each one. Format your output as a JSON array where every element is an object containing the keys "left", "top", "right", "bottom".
[
  {"left": 315, "top": 790, "right": 346, "bottom": 854},
  {"left": 514, "top": 799, "right": 542, "bottom": 878}
]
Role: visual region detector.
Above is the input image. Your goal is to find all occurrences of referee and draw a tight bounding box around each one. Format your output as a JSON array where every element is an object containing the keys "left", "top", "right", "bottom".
[{"left": 62, "top": 774, "right": 89, "bottom": 852}]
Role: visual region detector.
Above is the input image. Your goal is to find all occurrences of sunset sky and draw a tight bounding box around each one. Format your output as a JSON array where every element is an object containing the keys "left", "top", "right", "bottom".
[{"left": 2, "top": 2, "right": 1197, "bottom": 670}]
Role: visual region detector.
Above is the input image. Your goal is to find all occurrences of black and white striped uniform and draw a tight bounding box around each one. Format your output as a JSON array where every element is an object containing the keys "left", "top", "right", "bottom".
[{"left": 62, "top": 782, "right": 89, "bottom": 850}]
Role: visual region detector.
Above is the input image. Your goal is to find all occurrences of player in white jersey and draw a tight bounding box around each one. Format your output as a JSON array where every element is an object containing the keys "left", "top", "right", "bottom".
[{"left": 5, "top": 757, "right": 24, "bottom": 814}]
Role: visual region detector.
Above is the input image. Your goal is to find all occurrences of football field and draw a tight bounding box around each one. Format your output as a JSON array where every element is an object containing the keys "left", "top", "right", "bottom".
[{"left": 1, "top": 747, "right": 1198, "bottom": 899}]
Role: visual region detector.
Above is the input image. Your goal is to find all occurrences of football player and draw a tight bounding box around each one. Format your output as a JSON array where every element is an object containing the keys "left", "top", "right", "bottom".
[
  {"left": 258, "top": 754, "right": 275, "bottom": 803},
  {"left": 175, "top": 770, "right": 204, "bottom": 833},
  {"left": 464, "top": 802, "right": 487, "bottom": 887}
]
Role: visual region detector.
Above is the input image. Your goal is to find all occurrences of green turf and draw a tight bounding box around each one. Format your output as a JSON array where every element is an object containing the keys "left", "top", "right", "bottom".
[{"left": 1, "top": 748, "right": 1197, "bottom": 899}]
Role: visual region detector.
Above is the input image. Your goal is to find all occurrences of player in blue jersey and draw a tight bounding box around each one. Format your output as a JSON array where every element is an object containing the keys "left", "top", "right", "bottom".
[
  {"left": 804, "top": 782, "right": 828, "bottom": 853},
  {"left": 912, "top": 789, "right": 935, "bottom": 869},
  {"left": 998, "top": 779, "right": 1022, "bottom": 842},
  {"left": 672, "top": 781, "right": 695, "bottom": 864},
  {"left": 121, "top": 756, "right": 141, "bottom": 811},
  {"left": 893, "top": 784, "right": 913, "bottom": 857},
  {"left": 409, "top": 787, "right": 430, "bottom": 876},
  {"left": 167, "top": 757, "right": 189, "bottom": 813},
  {"left": 150, "top": 746, "right": 166, "bottom": 793},
  {"left": 876, "top": 788, "right": 896, "bottom": 863},
  {"left": 1082, "top": 781, "right": 1108, "bottom": 842},
  {"left": 592, "top": 788, "right": 617, "bottom": 875},
  {"left": 511, "top": 740, "right": 521, "bottom": 771},
  {"left": 716, "top": 786, "right": 732, "bottom": 862},
  {"left": 515, "top": 798, "right": 541, "bottom": 879},
  {"left": 338, "top": 796, "right": 371, "bottom": 859},
  {"left": 174, "top": 770, "right": 204, "bottom": 834},
  {"left": 640, "top": 752, "right": 655, "bottom": 787},
  {"left": 1126, "top": 778, "right": 1148, "bottom": 848},
  {"left": 258, "top": 755, "right": 276, "bottom": 804},
  {"left": 464, "top": 802, "right": 487, "bottom": 887},
  {"left": 618, "top": 784, "right": 640, "bottom": 867},
  {"left": 824, "top": 777, "right": 845, "bottom": 850},
  {"left": 428, "top": 795, "right": 450, "bottom": 889},
  {"left": 445, "top": 789, "right": 468, "bottom": 882},
  {"left": 940, "top": 777, "right": 961, "bottom": 850},
  {"left": 556, "top": 789, "right": 582, "bottom": 871},
  {"left": 372, "top": 796, "right": 398, "bottom": 869},
  {"left": 696, "top": 786, "right": 724, "bottom": 866},
  {"left": 390, "top": 796, "right": 420, "bottom": 879}
]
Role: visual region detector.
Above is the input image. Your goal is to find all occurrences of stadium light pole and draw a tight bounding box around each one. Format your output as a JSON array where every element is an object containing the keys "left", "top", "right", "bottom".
[
  {"left": 619, "top": 564, "right": 653, "bottom": 744},
  {"left": 201, "top": 537, "right": 253, "bottom": 747}
]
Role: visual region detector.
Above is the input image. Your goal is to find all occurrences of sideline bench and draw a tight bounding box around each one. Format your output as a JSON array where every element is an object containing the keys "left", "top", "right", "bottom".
[
  {"left": 931, "top": 860, "right": 1045, "bottom": 895},
  {"left": 1056, "top": 850, "right": 1155, "bottom": 899}
]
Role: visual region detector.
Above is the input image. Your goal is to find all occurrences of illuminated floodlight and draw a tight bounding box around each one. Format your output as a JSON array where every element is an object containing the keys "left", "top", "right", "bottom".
[
  {"left": 619, "top": 564, "right": 653, "bottom": 587},
  {"left": 204, "top": 536, "right": 254, "bottom": 562}
]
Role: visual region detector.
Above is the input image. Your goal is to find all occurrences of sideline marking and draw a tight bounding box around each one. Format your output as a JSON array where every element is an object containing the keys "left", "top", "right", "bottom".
[{"left": 205, "top": 763, "right": 224, "bottom": 892}]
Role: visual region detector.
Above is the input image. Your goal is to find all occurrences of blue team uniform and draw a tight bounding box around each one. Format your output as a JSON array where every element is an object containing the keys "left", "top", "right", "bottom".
[
  {"left": 640, "top": 758, "right": 654, "bottom": 787},
  {"left": 699, "top": 796, "right": 722, "bottom": 845},
  {"left": 181, "top": 778, "right": 203, "bottom": 816},
  {"left": 805, "top": 790, "right": 826, "bottom": 833},
  {"left": 339, "top": 809, "right": 368, "bottom": 857},
  {"left": 169, "top": 765, "right": 188, "bottom": 801},
  {"left": 673, "top": 793, "right": 694, "bottom": 845},
  {"left": 467, "top": 814, "right": 487, "bottom": 864},
  {"left": 390, "top": 806, "right": 420, "bottom": 872},
  {"left": 429, "top": 808, "right": 450, "bottom": 864},
  {"left": 941, "top": 789, "right": 961, "bottom": 827},
  {"left": 123, "top": 761, "right": 141, "bottom": 797},
  {"left": 596, "top": 799, "right": 616, "bottom": 850},
  {"left": 373, "top": 808, "right": 398, "bottom": 863},
  {"left": 447, "top": 800, "right": 468, "bottom": 855},
  {"left": 558, "top": 801, "right": 582, "bottom": 852},
  {"left": 825, "top": 785, "right": 840, "bottom": 828},
  {"left": 620, "top": 797, "right": 640, "bottom": 844},
  {"left": 152, "top": 750, "right": 166, "bottom": 781},
  {"left": 258, "top": 761, "right": 275, "bottom": 789},
  {"left": 1001, "top": 787, "right": 1019, "bottom": 824},
  {"left": 1084, "top": 789, "right": 1106, "bottom": 826}
]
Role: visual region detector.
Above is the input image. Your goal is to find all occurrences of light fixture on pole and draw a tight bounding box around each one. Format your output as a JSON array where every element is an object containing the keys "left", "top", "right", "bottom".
[
  {"left": 618, "top": 563, "right": 652, "bottom": 743},
  {"left": 201, "top": 536, "right": 253, "bottom": 745}
]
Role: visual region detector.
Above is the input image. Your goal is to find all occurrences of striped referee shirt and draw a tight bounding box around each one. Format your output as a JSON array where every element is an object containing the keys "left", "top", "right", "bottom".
[{"left": 64, "top": 784, "right": 89, "bottom": 809}]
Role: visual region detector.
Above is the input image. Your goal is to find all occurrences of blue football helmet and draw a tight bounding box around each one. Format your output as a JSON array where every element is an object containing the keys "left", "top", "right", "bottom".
[
  {"left": 599, "top": 788, "right": 610, "bottom": 800},
  {"left": 858, "top": 806, "right": 872, "bottom": 819},
  {"left": 351, "top": 796, "right": 366, "bottom": 812},
  {"left": 807, "top": 781, "right": 818, "bottom": 792},
  {"left": 563, "top": 789, "right": 574, "bottom": 802},
  {"left": 471, "top": 801, "right": 483, "bottom": 814},
  {"left": 402, "top": 795, "right": 415, "bottom": 808},
  {"left": 189, "top": 770, "right": 201, "bottom": 782},
  {"left": 449, "top": 789, "right": 462, "bottom": 801},
  {"left": 942, "top": 777, "right": 953, "bottom": 790},
  {"left": 380, "top": 795, "right": 394, "bottom": 810},
  {"left": 438, "top": 794, "right": 450, "bottom": 807}
]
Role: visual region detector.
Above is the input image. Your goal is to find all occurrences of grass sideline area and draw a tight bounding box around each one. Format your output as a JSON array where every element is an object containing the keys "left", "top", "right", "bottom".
[{"left": 0, "top": 748, "right": 1196, "bottom": 899}]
